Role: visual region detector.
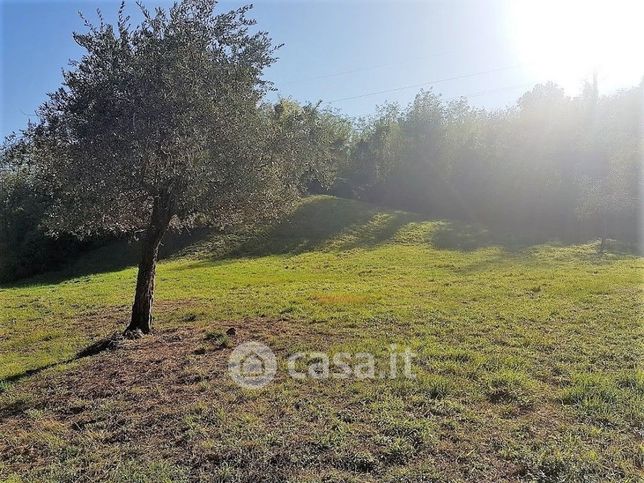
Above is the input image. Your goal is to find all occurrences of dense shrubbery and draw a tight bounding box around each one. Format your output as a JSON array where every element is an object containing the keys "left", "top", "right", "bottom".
[
  {"left": 0, "top": 170, "right": 88, "bottom": 282},
  {"left": 335, "top": 80, "right": 642, "bottom": 245}
]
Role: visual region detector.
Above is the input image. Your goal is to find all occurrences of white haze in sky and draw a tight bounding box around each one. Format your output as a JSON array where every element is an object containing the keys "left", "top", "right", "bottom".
[{"left": 508, "top": 0, "right": 644, "bottom": 94}]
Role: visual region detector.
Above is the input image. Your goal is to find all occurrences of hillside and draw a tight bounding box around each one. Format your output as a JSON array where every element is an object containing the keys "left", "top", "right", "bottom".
[{"left": 0, "top": 196, "right": 642, "bottom": 482}]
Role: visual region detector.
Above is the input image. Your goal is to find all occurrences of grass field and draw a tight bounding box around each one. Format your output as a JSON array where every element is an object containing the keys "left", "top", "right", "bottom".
[{"left": 0, "top": 196, "right": 642, "bottom": 482}]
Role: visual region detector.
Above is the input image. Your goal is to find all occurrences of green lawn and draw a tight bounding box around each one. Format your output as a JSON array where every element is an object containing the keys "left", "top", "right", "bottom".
[{"left": 0, "top": 196, "right": 642, "bottom": 481}]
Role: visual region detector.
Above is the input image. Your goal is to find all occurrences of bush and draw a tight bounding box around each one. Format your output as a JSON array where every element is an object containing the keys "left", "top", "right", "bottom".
[{"left": 0, "top": 171, "right": 86, "bottom": 282}]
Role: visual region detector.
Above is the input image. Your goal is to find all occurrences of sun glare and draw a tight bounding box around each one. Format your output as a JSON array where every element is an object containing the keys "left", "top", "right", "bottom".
[{"left": 509, "top": 0, "right": 644, "bottom": 94}]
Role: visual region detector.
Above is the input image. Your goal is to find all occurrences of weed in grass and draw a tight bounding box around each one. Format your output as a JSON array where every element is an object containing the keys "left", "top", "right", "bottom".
[
  {"left": 380, "top": 436, "right": 416, "bottom": 464},
  {"left": 561, "top": 373, "right": 619, "bottom": 405},
  {"left": 484, "top": 369, "right": 536, "bottom": 406},
  {"left": 418, "top": 374, "right": 453, "bottom": 400},
  {"left": 337, "top": 450, "right": 379, "bottom": 472},
  {"left": 510, "top": 438, "right": 618, "bottom": 482},
  {"left": 204, "top": 330, "right": 231, "bottom": 348}
]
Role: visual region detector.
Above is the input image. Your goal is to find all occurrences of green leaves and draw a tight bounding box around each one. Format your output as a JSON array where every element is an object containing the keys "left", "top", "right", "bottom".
[{"left": 17, "top": 0, "right": 290, "bottom": 238}]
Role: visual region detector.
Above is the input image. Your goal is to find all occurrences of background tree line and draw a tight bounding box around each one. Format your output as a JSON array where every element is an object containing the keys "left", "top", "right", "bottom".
[{"left": 334, "top": 80, "right": 641, "bottom": 246}]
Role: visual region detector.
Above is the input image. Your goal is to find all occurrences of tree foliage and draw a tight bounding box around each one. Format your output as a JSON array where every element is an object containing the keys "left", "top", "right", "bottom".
[
  {"left": 337, "top": 81, "right": 642, "bottom": 245},
  {"left": 22, "top": 0, "right": 295, "bottom": 238}
]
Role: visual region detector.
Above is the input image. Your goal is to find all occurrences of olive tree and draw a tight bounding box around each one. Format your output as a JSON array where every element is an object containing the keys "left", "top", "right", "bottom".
[{"left": 14, "top": 0, "right": 315, "bottom": 334}]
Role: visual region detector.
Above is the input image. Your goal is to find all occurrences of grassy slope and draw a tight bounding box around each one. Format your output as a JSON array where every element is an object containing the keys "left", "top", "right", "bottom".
[{"left": 0, "top": 195, "right": 642, "bottom": 481}]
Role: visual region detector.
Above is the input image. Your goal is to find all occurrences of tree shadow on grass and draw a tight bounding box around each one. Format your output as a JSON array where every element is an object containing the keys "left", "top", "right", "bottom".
[
  {"left": 428, "top": 220, "right": 641, "bottom": 263},
  {"left": 212, "top": 196, "right": 381, "bottom": 258},
  {"left": 3, "top": 196, "right": 638, "bottom": 288},
  {"left": 0, "top": 196, "right": 416, "bottom": 286},
  {"left": 0, "top": 333, "right": 124, "bottom": 403},
  {"left": 0, "top": 227, "right": 217, "bottom": 289},
  {"left": 0, "top": 337, "right": 125, "bottom": 421},
  {"left": 429, "top": 222, "right": 550, "bottom": 252},
  {"left": 174, "top": 197, "right": 423, "bottom": 273},
  {"left": 225, "top": 197, "right": 422, "bottom": 257}
]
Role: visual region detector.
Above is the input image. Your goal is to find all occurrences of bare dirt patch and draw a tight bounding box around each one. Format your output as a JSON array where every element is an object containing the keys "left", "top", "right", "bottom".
[{"left": 0, "top": 319, "right": 305, "bottom": 479}]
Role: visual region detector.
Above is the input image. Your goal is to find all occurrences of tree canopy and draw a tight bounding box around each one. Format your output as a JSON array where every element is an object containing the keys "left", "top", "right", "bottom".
[{"left": 23, "top": 0, "right": 291, "bottom": 238}]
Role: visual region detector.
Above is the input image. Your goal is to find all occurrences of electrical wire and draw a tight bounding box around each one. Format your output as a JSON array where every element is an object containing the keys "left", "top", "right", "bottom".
[{"left": 324, "top": 64, "right": 525, "bottom": 103}]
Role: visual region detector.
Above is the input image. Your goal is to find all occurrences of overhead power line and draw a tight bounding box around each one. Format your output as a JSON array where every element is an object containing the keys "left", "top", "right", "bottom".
[
  {"left": 279, "top": 50, "right": 453, "bottom": 85},
  {"left": 448, "top": 82, "right": 537, "bottom": 101},
  {"left": 278, "top": 34, "right": 505, "bottom": 86},
  {"left": 325, "top": 64, "right": 525, "bottom": 104}
]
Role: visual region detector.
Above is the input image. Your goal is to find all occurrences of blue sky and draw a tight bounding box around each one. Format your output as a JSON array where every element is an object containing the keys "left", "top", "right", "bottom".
[{"left": 2, "top": 0, "right": 643, "bottom": 138}]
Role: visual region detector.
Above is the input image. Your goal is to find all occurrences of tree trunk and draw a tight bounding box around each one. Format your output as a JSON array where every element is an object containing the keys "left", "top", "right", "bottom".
[{"left": 125, "top": 196, "right": 171, "bottom": 335}]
